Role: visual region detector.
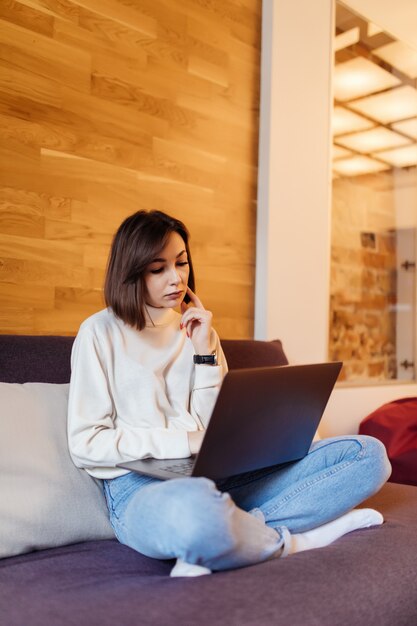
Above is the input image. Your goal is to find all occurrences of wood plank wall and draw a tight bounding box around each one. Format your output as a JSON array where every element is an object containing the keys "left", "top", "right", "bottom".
[{"left": 0, "top": 0, "right": 261, "bottom": 338}]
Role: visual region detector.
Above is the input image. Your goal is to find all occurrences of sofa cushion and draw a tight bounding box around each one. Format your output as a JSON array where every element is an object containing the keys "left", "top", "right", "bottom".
[
  {"left": 0, "top": 382, "right": 114, "bottom": 559},
  {"left": 0, "top": 335, "right": 74, "bottom": 384},
  {"left": 221, "top": 339, "right": 288, "bottom": 370},
  {"left": 0, "top": 336, "right": 289, "bottom": 383}
]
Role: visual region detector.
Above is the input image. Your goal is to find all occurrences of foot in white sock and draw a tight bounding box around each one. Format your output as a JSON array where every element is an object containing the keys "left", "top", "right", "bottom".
[
  {"left": 170, "top": 558, "right": 212, "bottom": 578},
  {"left": 288, "top": 508, "right": 384, "bottom": 555}
]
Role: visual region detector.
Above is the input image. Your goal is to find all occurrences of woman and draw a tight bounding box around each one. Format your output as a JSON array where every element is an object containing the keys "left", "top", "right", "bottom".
[{"left": 68, "top": 210, "right": 391, "bottom": 577}]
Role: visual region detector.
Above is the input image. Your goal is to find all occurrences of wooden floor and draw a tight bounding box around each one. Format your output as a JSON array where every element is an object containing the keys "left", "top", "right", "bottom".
[{"left": 0, "top": 0, "right": 261, "bottom": 338}]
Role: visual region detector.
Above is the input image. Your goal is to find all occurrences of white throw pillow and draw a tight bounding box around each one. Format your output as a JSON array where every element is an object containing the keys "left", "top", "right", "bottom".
[{"left": 0, "top": 382, "right": 114, "bottom": 559}]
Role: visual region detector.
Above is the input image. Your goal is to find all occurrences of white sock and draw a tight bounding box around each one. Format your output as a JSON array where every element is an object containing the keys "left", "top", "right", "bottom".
[
  {"left": 170, "top": 558, "right": 212, "bottom": 578},
  {"left": 288, "top": 508, "right": 384, "bottom": 555}
]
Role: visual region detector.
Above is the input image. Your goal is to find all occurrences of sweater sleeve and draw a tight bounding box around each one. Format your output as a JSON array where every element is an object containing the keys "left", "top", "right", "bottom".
[
  {"left": 189, "top": 331, "right": 228, "bottom": 428},
  {"left": 67, "top": 327, "right": 190, "bottom": 472}
]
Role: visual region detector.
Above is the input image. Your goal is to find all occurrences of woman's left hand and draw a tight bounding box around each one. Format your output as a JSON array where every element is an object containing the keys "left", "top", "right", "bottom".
[{"left": 180, "top": 287, "right": 213, "bottom": 355}]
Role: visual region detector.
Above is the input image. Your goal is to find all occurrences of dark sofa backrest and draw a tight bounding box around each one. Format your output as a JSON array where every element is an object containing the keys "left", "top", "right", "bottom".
[{"left": 0, "top": 335, "right": 288, "bottom": 384}]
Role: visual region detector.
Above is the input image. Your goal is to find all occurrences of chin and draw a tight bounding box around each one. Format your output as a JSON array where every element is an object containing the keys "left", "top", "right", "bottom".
[{"left": 160, "top": 301, "right": 177, "bottom": 309}]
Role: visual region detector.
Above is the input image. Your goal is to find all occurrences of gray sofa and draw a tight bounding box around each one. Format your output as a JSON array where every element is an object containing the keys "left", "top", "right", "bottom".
[{"left": 1, "top": 335, "right": 417, "bottom": 626}]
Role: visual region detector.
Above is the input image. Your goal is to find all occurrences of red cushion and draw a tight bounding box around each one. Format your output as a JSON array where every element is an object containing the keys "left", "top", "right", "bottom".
[{"left": 359, "top": 397, "right": 417, "bottom": 486}]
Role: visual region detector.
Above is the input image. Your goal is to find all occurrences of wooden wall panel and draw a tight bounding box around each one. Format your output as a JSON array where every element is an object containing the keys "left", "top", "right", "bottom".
[{"left": 0, "top": 0, "right": 261, "bottom": 338}]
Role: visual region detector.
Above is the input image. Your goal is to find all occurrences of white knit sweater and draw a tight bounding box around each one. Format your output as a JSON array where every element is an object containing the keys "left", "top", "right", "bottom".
[{"left": 67, "top": 306, "right": 227, "bottom": 479}]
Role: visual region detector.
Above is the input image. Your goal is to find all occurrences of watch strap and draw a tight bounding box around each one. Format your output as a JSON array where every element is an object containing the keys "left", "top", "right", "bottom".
[{"left": 193, "top": 352, "right": 217, "bottom": 365}]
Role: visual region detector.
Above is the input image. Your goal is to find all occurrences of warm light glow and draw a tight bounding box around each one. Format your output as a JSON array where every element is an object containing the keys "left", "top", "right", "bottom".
[
  {"left": 373, "top": 41, "right": 417, "bottom": 79},
  {"left": 376, "top": 145, "right": 417, "bottom": 167},
  {"left": 333, "top": 145, "right": 354, "bottom": 160},
  {"left": 335, "top": 127, "right": 411, "bottom": 153},
  {"left": 334, "top": 57, "right": 400, "bottom": 102},
  {"left": 332, "top": 106, "right": 375, "bottom": 136},
  {"left": 367, "top": 22, "right": 383, "bottom": 37},
  {"left": 335, "top": 27, "right": 360, "bottom": 52},
  {"left": 392, "top": 118, "right": 417, "bottom": 140},
  {"left": 349, "top": 86, "right": 417, "bottom": 124},
  {"left": 333, "top": 156, "right": 389, "bottom": 176}
]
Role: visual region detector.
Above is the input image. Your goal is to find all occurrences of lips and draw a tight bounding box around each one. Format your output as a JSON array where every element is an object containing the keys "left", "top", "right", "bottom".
[{"left": 165, "top": 291, "right": 183, "bottom": 298}]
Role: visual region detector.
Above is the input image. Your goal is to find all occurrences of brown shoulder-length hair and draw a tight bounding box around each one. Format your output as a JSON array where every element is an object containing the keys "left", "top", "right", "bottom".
[{"left": 104, "top": 210, "right": 195, "bottom": 331}]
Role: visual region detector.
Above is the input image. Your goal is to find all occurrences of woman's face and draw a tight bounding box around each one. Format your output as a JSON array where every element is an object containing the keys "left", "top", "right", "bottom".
[{"left": 144, "top": 231, "right": 190, "bottom": 309}]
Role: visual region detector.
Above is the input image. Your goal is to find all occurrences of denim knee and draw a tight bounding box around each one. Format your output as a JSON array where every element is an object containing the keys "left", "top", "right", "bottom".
[
  {"left": 356, "top": 435, "right": 392, "bottom": 494},
  {"left": 167, "top": 477, "right": 238, "bottom": 561}
]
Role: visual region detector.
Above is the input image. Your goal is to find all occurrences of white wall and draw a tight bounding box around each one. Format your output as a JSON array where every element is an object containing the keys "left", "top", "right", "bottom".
[
  {"left": 256, "top": 0, "right": 417, "bottom": 435},
  {"left": 320, "top": 383, "right": 417, "bottom": 437}
]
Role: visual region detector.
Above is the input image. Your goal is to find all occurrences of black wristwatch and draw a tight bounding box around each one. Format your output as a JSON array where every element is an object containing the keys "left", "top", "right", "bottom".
[{"left": 193, "top": 352, "right": 217, "bottom": 365}]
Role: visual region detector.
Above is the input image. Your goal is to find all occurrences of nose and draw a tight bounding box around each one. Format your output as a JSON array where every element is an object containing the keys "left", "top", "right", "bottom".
[{"left": 168, "top": 266, "right": 181, "bottom": 285}]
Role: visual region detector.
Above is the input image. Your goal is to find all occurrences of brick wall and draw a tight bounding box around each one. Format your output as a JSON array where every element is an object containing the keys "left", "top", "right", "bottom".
[{"left": 329, "top": 174, "right": 397, "bottom": 381}]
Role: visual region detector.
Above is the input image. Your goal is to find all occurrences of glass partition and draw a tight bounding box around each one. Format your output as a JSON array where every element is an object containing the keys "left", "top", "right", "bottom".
[{"left": 329, "top": 1, "right": 417, "bottom": 383}]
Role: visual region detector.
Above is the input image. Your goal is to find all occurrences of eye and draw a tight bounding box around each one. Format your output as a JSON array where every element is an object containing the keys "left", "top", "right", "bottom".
[
  {"left": 177, "top": 261, "right": 189, "bottom": 267},
  {"left": 149, "top": 267, "right": 164, "bottom": 274}
]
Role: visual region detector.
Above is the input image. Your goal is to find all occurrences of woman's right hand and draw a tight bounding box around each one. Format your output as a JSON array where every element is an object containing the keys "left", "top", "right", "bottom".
[{"left": 187, "top": 431, "right": 205, "bottom": 456}]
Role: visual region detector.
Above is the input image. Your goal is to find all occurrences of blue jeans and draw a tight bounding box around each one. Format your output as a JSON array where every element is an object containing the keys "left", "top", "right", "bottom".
[{"left": 103, "top": 435, "right": 391, "bottom": 571}]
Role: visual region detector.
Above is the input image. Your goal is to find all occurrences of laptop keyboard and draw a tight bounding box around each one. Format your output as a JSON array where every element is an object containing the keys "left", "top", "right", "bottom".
[{"left": 163, "top": 458, "right": 195, "bottom": 476}]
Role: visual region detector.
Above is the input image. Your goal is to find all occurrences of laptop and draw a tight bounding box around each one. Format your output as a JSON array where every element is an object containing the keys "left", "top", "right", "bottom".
[{"left": 117, "top": 362, "right": 342, "bottom": 481}]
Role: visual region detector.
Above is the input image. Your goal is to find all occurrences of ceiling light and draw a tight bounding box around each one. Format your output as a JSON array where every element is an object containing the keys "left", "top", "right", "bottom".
[
  {"left": 349, "top": 86, "right": 417, "bottom": 124},
  {"left": 335, "top": 27, "right": 360, "bottom": 52},
  {"left": 392, "top": 118, "right": 417, "bottom": 140},
  {"left": 334, "top": 57, "right": 400, "bottom": 101},
  {"left": 333, "top": 145, "right": 354, "bottom": 160},
  {"left": 373, "top": 41, "right": 417, "bottom": 79},
  {"left": 333, "top": 156, "right": 390, "bottom": 176},
  {"left": 332, "top": 106, "right": 375, "bottom": 135},
  {"left": 335, "top": 127, "right": 411, "bottom": 153},
  {"left": 376, "top": 145, "right": 417, "bottom": 167}
]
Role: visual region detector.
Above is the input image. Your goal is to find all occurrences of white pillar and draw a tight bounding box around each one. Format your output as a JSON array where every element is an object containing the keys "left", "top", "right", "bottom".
[{"left": 255, "top": 0, "right": 334, "bottom": 364}]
